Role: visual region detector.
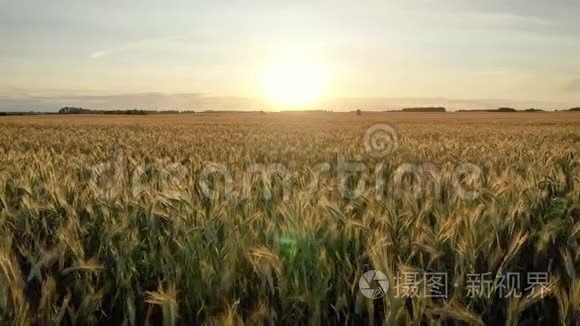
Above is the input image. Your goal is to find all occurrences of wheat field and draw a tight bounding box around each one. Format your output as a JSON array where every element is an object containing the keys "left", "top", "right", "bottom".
[{"left": 0, "top": 112, "right": 578, "bottom": 325}]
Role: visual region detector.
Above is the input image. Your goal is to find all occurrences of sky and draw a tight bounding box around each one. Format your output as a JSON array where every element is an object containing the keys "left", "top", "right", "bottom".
[{"left": 1, "top": 0, "right": 579, "bottom": 111}]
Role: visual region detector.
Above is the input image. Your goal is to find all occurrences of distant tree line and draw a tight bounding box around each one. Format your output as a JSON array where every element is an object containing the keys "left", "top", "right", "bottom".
[
  {"left": 0, "top": 111, "right": 57, "bottom": 116},
  {"left": 58, "top": 107, "right": 94, "bottom": 114},
  {"left": 402, "top": 107, "right": 446, "bottom": 112},
  {"left": 381, "top": 107, "right": 446, "bottom": 112},
  {"left": 457, "top": 107, "right": 548, "bottom": 113},
  {"left": 57, "top": 107, "right": 196, "bottom": 115},
  {"left": 56, "top": 107, "right": 271, "bottom": 115},
  {"left": 497, "top": 107, "right": 517, "bottom": 112},
  {"left": 2, "top": 106, "right": 580, "bottom": 117}
]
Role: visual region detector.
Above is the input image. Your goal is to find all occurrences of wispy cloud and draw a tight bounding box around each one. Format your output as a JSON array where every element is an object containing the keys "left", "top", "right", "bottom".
[
  {"left": 89, "top": 51, "right": 106, "bottom": 59},
  {"left": 89, "top": 35, "right": 184, "bottom": 59},
  {"left": 473, "top": 12, "right": 552, "bottom": 26}
]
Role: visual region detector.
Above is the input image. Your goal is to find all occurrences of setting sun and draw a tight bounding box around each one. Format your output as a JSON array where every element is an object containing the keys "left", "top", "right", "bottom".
[{"left": 261, "top": 53, "right": 329, "bottom": 108}]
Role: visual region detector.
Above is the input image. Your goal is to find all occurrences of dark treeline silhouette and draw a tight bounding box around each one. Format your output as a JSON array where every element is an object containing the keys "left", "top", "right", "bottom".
[
  {"left": 383, "top": 107, "right": 446, "bottom": 112},
  {"left": 0, "top": 111, "right": 58, "bottom": 116},
  {"left": 1, "top": 107, "right": 579, "bottom": 116},
  {"left": 402, "top": 107, "right": 446, "bottom": 112},
  {"left": 523, "top": 108, "right": 544, "bottom": 112},
  {"left": 57, "top": 107, "right": 196, "bottom": 115},
  {"left": 497, "top": 107, "right": 517, "bottom": 112},
  {"left": 457, "top": 107, "right": 550, "bottom": 112}
]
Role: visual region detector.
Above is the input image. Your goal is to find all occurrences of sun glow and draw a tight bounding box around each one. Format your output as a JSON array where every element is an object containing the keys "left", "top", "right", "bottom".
[{"left": 261, "top": 52, "right": 329, "bottom": 108}]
